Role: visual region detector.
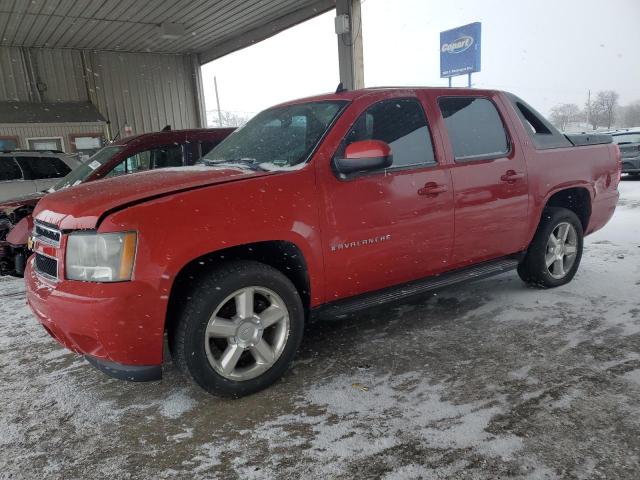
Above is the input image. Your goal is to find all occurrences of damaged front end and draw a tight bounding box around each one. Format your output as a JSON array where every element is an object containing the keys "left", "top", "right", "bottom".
[{"left": 0, "top": 205, "right": 35, "bottom": 277}]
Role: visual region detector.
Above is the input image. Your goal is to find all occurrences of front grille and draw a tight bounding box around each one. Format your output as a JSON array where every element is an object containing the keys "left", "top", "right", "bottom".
[
  {"left": 35, "top": 253, "right": 58, "bottom": 279},
  {"left": 34, "top": 222, "right": 61, "bottom": 246}
]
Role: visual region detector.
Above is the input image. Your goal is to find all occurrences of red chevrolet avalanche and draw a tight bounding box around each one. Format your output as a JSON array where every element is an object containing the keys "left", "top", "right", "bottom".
[{"left": 25, "top": 88, "right": 620, "bottom": 397}]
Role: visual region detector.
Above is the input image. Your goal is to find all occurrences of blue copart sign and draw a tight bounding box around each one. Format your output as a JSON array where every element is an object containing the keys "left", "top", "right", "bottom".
[{"left": 440, "top": 22, "right": 481, "bottom": 78}]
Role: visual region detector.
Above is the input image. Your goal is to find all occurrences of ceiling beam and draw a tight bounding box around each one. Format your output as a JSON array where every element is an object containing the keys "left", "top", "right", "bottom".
[{"left": 198, "top": 0, "right": 335, "bottom": 65}]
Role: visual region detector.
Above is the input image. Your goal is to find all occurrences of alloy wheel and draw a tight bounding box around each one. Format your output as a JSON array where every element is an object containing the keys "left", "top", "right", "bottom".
[
  {"left": 545, "top": 222, "right": 578, "bottom": 279},
  {"left": 204, "top": 287, "right": 290, "bottom": 381}
]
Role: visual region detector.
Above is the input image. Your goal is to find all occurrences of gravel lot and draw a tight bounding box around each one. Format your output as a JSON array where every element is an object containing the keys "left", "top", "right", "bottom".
[{"left": 1, "top": 179, "right": 639, "bottom": 480}]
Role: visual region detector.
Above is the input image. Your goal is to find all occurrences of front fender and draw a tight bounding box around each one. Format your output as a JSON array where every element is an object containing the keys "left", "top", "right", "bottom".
[
  {"left": 7, "top": 215, "right": 33, "bottom": 246},
  {"left": 98, "top": 169, "right": 325, "bottom": 309}
]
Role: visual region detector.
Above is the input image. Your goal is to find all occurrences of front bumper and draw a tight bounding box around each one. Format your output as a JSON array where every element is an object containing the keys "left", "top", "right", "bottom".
[
  {"left": 621, "top": 156, "right": 640, "bottom": 173},
  {"left": 85, "top": 355, "right": 161, "bottom": 382},
  {"left": 25, "top": 257, "right": 166, "bottom": 379}
]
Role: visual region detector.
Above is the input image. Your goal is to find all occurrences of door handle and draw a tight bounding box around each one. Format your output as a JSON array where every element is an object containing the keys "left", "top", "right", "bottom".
[
  {"left": 500, "top": 170, "right": 525, "bottom": 183},
  {"left": 418, "top": 182, "right": 448, "bottom": 197}
]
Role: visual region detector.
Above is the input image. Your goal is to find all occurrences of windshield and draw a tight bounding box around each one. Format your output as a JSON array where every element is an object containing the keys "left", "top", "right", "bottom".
[
  {"left": 50, "top": 146, "right": 123, "bottom": 191},
  {"left": 612, "top": 133, "right": 640, "bottom": 144},
  {"left": 203, "top": 100, "right": 347, "bottom": 170}
]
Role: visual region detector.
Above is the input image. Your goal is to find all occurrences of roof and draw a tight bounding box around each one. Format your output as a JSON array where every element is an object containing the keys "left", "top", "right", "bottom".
[
  {"left": 273, "top": 86, "right": 503, "bottom": 108},
  {"left": 0, "top": 151, "right": 81, "bottom": 169},
  {"left": 112, "top": 127, "right": 236, "bottom": 147},
  {"left": 0, "top": 0, "right": 335, "bottom": 63},
  {"left": 0, "top": 102, "right": 106, "bottom": 124}
]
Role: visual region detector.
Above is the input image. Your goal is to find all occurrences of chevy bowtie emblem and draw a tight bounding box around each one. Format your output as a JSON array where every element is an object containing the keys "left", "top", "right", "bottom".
[{"left": 331, "top": 234, "right": 391, "bottom": 252}]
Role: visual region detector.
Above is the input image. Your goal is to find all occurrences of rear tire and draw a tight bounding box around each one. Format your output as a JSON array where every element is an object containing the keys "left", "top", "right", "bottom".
[
  {"left": 517, "top": 207, "right": 584, "bottom": 288},
  {"left": 170, "top": 260, "right": 304, "bottom": 398}
]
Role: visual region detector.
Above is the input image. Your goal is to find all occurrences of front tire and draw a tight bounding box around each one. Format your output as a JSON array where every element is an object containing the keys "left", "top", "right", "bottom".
[
  {"left": 517, "top": 207, "right": 584, "bottom": 288},
  {"left": 170, "top": 260, "right": 304, "bottom": 397}
]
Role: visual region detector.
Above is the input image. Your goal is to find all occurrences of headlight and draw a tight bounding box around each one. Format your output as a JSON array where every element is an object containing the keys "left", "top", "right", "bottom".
[{"left": 65, "top": 232, "right": 137, "bottom": 282}]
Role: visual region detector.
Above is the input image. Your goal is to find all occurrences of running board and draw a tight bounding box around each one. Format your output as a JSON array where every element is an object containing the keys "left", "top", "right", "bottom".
[{"left": 313, "top": 256, "right": 521, "bottom": 318}]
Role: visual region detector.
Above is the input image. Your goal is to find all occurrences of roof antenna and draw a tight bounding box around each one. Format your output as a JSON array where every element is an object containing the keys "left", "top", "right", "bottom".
[
  {"left": 335, "top": 82, "right": 347, "bottom": 94},
  {"left": 161, "top": 124, "right": 171, "bottom": 131}
]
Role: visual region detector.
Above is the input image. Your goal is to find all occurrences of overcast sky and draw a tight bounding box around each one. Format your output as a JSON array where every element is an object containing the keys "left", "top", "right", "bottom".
[{"left": 201, "top": 0, "right": 640, "bottom": 122}]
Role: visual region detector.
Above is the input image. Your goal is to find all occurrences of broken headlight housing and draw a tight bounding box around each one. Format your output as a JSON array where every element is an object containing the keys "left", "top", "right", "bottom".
[{"left": 65, "top": 232, "right": 137, "bottom": 282}]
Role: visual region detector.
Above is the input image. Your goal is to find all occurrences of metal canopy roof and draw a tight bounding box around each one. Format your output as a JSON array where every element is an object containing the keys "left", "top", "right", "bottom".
[{"left": 0, "top": 0, "right": 335, "bottom": 63}]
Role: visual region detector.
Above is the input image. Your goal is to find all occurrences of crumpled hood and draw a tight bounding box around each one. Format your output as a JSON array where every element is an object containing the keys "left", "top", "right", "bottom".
[
  {"left": 0, "top": 192, "right": 44, "bottom": 212},
  {"left": 34, "top": 166, "right": 271, "bottom": 230}
]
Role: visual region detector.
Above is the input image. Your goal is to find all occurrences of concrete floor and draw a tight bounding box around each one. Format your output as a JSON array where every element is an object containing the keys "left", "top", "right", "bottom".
[{"left": 1, "top": 178, "right": 639, "bottom": 479}]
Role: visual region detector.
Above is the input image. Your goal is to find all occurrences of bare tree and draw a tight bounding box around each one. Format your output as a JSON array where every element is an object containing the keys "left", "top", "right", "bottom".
[
  {"left": 589, "top": 90, "right": 619, "bottom": 130},
  {"left": 550, "top": 103, "right": 581, "bottom": 131},
  {"left": 207, "top": 110, "right": 249, "bottom": 128},
  {"left": 621, "top": 101, "right": 640, "bottom": 128},
  {"left": 585, "top": 97, "right": 602, "bottom": 130}
]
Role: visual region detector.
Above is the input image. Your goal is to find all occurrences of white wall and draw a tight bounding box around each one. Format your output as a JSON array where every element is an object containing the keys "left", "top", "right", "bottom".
[{"left": 0, "top": 122, "right": 106, "bottom": 152}]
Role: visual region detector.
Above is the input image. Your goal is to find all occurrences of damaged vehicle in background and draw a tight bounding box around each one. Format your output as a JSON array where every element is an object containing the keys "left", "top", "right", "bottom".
[
  {"left": 0, "top": 127, "right": 234, "bottom": 276},
  {"left": 0, "top": 150, "right": 81, "bottom": 202}
]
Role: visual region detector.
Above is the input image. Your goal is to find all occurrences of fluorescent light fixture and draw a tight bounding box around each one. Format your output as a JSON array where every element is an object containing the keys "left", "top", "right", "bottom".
[{"left": 159, "top": 22, "right": 186, "bottom": 40}]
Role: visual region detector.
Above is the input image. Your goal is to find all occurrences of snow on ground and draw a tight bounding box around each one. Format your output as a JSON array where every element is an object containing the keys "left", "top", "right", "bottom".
[{"left": 1, "top": 179, "right": 639, "bottom": 479}]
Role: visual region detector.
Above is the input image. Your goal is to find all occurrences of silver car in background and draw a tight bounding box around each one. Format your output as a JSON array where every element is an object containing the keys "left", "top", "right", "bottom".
[
  {"left": 611, "top": 129, "right": 640, "bottom": 177},
  {"left": 0, "top": 150, "right": 81, "bottom": 202}
]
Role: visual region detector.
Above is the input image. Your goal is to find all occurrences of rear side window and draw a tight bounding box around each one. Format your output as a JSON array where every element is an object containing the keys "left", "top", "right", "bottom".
[
  {"left": 341, "top": 98, "right": 436, "bottom": 168},
  {"left": 17, "top": 156, "right": 71, "bottom": 179},
  {"left": 438, "top": 97, "right": 509, "bottom": 161},
  {"left": 506, "top": 93, "right": 572, "bottom": 150},
  {"left": 0, "top": 158, "right": 23, "bottom": 181},
  {"left": 515, "top": 102, "right": 552, "bottom": 135}
]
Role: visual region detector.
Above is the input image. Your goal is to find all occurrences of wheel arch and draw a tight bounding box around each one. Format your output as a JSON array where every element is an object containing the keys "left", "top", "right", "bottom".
[
  {"left": 541, "top": 186, "right": 592, "bottom": 231},
  {"left": 165, "top": 240, "right": 311, "bottom": 337}
]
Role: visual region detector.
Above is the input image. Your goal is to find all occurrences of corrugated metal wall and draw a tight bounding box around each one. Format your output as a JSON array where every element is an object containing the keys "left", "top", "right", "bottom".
[
  {"left": 0, "top": 122, "right": 106, "bottom": 152},
  {"left": 0, "top": 47, "right": 199, "bottom": 137},
  {"left": 30, "top": 49, "right": 88, "bottom": 102},
  {"left": 88, "top": 51, "right": 198, "bottom": 135},
  {"left": 0, "top": 47, "right": 31, "bottom": 101}
]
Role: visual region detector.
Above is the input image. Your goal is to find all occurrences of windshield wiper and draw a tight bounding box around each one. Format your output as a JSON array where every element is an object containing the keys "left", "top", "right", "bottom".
[{"left": 203, "top": 158, "right": 265, "bottom": 171}]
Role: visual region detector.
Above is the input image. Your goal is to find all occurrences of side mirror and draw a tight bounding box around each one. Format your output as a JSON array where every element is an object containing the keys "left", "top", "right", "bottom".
[{"left": 333, "top": 140, "right": 393, "bottom": 175}]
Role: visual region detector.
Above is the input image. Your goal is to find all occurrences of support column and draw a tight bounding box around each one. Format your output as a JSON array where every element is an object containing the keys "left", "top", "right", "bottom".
[
  {"left": 191, "top": 55, "right": 208, "bottom": 128},
  {"left": 336, "top": 0, "right": 364, "bottom": 90}
]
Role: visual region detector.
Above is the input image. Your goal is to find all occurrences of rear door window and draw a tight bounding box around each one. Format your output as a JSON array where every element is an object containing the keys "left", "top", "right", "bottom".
[
  {"left": 340, "top": 98, "right": 437, "bottom": 169},
  {"left": 438, "top": 97, "right": 509, "bottom": 161},
  {"left": 0, "top": 158, "right": 23, "bottom": 181},
  {"left": 17, "top": 156, "right": 71, "bottom": 179}
]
